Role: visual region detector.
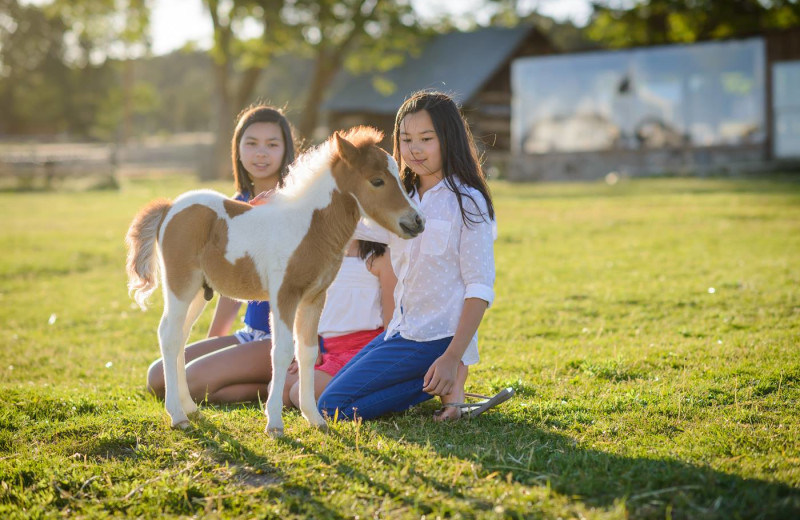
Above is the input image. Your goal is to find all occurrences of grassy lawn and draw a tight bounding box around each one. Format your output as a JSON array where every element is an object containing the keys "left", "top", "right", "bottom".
[{"left": 1, "top": 175, "right": 798, "bottom": 519}]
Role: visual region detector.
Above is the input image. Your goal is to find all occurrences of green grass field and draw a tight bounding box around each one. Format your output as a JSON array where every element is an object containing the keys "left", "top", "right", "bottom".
[{"left": 1, "top": 175, "right": 799, "bottom": 519}]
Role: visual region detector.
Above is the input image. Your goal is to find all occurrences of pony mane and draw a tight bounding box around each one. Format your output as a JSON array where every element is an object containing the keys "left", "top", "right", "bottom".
[
  {"left": 339, "top": 126, "right": 384, "bottom": 148},
  {"left": 278, "top": 140, "right": 334, "bottom": 199},
  {"left": 277, "top": 126, "right": 384, "bottom": 199}
]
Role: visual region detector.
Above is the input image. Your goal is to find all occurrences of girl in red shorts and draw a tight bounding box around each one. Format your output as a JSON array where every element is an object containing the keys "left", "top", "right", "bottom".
[{"left": 282, "top": 239, "right": 396, "bottom": 408}]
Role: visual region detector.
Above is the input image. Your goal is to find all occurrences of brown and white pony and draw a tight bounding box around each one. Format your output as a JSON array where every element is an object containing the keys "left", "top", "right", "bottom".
[{"left": 125, "top": 127, "right": 424, "bottom": 435}]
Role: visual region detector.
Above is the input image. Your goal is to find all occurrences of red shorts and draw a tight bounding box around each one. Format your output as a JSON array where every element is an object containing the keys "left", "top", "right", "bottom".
[{"left": 316, "top": 328, "right": 384, "bottom": 377}]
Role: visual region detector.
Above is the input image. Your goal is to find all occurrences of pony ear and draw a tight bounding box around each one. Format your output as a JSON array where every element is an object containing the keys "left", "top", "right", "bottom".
[{"left": 334, "top": 132, "right": 360, "bottom": 165}]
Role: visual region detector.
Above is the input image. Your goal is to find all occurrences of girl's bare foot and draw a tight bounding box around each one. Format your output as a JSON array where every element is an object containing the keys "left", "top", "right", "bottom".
[{"left": 433, "top": 363, "right": 468, "bottom": 422}]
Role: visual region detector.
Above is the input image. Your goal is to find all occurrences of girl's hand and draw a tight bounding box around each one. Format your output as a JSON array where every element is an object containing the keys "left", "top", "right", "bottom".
[
  {"left": 286, "top": 353, "right": 323, "bottom": 375},
  {"left": 423, "top": 353, "right": 460, "bottom": 396},
  {"left": 250, "top": 189, "right": 276, "bottom": 206}
]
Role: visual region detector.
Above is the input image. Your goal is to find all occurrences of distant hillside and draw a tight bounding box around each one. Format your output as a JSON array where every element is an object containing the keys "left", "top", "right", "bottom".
[{"left": 130, "top": 50, "right": 315, "bottom": 135}]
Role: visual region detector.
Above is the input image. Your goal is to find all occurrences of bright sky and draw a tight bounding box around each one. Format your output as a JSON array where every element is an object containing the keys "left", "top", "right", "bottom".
[{"left": 150, "top": 0, "right": 595, "bottom": 56}]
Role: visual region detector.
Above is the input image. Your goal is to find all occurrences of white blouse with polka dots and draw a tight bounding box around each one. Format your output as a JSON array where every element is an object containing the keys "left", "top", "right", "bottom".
[{"left": 358, "top": 179, "right": 495, "bottom": 365}]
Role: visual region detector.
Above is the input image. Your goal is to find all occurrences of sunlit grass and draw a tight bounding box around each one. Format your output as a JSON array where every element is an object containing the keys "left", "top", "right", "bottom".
[{"left": 1, "top": 175, "right": 798, "bottom": 518}]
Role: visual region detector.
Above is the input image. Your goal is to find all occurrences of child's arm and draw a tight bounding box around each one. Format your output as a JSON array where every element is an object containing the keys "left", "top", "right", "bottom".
[
  {"left": 425, "top": 192, "right": 495, "bottom": 396},
  {"left": 423, "top": 298, "right": 487, "bottom": 396},
  {"left": 207, "top": 296, "right": 243, "bottom": 337},
  {"left": 248, "top": 189, "right": 276, "bottom": 205},
  {"left": 367, "top": 253, "right": 397, "bottom": 328}
]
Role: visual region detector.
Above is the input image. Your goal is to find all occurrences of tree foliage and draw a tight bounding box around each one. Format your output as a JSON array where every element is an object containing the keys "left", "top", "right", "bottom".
[
  {"left": 44, "top": 0, "right": 150, "bottom": 64},
  {"left": 200, "top": 0, "right": 424, "bottom": 179},
  {"left": 280, "top": 0, "right": 422, "bottom": 139},
  {"left": 587, "top": 0, "right": 800, "bottom": 48},
  {"left": 1, "top": 0, "right": 69, "bottom": 134},
  {"left": 0, "top": 0, "right": 151, "bottom": 137},
  {"left": 483, "top": 0, "right": 596, "bottom": 52}
]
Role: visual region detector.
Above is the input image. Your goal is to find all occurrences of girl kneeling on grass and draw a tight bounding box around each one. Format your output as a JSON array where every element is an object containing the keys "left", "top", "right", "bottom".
[{"left": 317, "top": 90, "right": 497, "bottom": 421}]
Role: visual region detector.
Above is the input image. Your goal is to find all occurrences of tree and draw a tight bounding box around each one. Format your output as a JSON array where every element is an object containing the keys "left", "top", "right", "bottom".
[
  {"left": 0, "top": 0, "right": 151, "bottom": 137},
  {"left": 44, "top": 0, "right": 150, "bottom": 65},
  {"left": 202, "top": 0, "right": 288, "bottom": 180},
  {"left": 0, "top": 0, "right": 70, "bottom": 134},
  {"left": 586, "top": 0, "right": 800, "bottom": 48},
  {"left": 484, "top": 0, "right": 595, "bottom": 52},
  {"left": 43, "top": 0, "right": 151, "bottom": 141},
  {"left": 200, "top": 0, "right": 423, "bottom": 179},
  {"left": 281, "top": 0, "right": 420, "bottom": 139},
  {"left": 200, "top": 0, "right": 282, "bottom": 179}
]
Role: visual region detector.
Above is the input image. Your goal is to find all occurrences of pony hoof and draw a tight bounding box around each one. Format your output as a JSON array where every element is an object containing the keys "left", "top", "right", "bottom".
[
  {"left": 172, "top": 419, "right": 191, "bottom": 429},
  {"left": 265, "top": 427, "right": 284, "bottom": 438},
  {"left": 305, "top": 413, "right": 328, "bottom": 430}
]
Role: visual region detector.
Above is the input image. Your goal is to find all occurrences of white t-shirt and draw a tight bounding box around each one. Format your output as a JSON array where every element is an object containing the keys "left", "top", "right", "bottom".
[{"left": 317, "top": 256, "right": 383, "bottom": 338}]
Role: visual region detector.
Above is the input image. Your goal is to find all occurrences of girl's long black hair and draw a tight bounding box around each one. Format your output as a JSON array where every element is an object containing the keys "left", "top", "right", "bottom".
[
  {"left": 392, "top": 91, "right": 494, "bottom": 226},
  {"left": 358, "top": 241, "right": 387, "bottom": 266},
  {"left": 231, "top": 104, "right": 296, "bottom": 197}
]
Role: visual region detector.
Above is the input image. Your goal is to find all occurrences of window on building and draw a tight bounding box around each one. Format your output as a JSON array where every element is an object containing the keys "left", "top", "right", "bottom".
[
  {"left": 512, "top": 38, "right": 765, "bottom": 154},
  {"left": 773, "top": 60, "right": 800, "bottom": 159}
]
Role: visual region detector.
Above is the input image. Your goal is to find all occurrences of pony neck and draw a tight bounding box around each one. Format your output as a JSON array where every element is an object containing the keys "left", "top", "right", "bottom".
[
  {"left": 274, "top": 144, "right": 362, "bottom": 250},
  {"left": 316, "top": 187, "right": 362, "bottom": 253},
  {"left": 272, "top": 160, "right": 362, "bottom": 252}
]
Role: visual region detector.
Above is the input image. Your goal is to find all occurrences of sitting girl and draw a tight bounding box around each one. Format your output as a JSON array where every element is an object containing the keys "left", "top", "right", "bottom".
[{"left": 318, "top": 90, "right": 496, "bottom": 421}]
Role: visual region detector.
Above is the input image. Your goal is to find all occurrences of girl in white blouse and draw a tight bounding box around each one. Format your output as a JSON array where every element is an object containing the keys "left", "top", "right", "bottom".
[{"left": 318, "top": 90, "right": 496, "bottom": 421}]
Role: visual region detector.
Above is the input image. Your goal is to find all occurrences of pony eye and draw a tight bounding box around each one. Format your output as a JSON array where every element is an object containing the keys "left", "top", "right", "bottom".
[{"left": 370, "top": 178, "right": 385, "bottom": 187}]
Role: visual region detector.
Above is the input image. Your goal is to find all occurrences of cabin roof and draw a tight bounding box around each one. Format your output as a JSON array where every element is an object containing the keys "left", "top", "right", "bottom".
[{"left": 323, "top": 26, "right": 536, "bottom": 114}]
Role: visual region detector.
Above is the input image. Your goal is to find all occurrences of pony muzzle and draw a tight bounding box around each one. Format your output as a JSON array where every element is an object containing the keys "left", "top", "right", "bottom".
[{"left": 399, "top": 211, "right": 425, "bottom": 238}]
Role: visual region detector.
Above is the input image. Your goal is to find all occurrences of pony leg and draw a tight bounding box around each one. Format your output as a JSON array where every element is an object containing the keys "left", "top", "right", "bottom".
[
  {"left": 175, "top": 289, "right": 208, "bottom": 416},
  {"left": 159, "top": 290, "right": 193, "bottom": 428},
  {"left": 294, "top": 297, "right": 327, "bottom": 429},
  {"left": 265, "top": 311, "right": 293, "bottom": 436}
]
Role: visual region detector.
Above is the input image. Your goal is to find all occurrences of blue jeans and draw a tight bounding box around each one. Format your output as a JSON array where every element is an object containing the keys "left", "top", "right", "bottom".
[{"left": 317, "top": 333, "right": 453, "bottom": 420}]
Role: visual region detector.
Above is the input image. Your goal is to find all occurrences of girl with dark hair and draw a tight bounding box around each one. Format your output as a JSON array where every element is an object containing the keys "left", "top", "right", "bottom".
[
  {"left": 394, "top": 91, "right": 494, "bottom": 225},
  {"left": 231, "top": 104, "right": 296, "bottom": 196},
  {"left": 318, "top": 90, "right": 501, "bottom": 421}
]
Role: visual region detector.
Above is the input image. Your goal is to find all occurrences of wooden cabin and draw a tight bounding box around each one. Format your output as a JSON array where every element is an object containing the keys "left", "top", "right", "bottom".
[{"left": 323, "top": 26, "right": 555, "bottom": 176}]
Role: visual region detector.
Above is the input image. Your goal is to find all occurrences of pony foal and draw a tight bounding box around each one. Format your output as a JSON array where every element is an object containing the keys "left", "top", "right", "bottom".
[{"left": 125, "top": 127, "right": 424, "bottom": 435}]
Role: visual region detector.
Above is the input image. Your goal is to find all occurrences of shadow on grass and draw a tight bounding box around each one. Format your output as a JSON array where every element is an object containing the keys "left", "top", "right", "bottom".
[
  {"left": 374, "top": 407, "right": 800, "bottom": 520},
  {"left": 178, "top": 405, "right": 509, "bottom": 517},
  {"left": 160, "top": 400, "right": 800, "bottom": 519},
  {"left": 181, "top": 412, "right": 349, "bottom": 519},
  {"left": 277, "top": 432, "right": 519, "bottom": 518}
]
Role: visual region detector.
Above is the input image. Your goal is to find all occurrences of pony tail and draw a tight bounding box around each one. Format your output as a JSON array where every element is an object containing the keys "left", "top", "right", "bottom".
[{"left": 125, "top": 199, "right": 172, "bottom": 310}]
